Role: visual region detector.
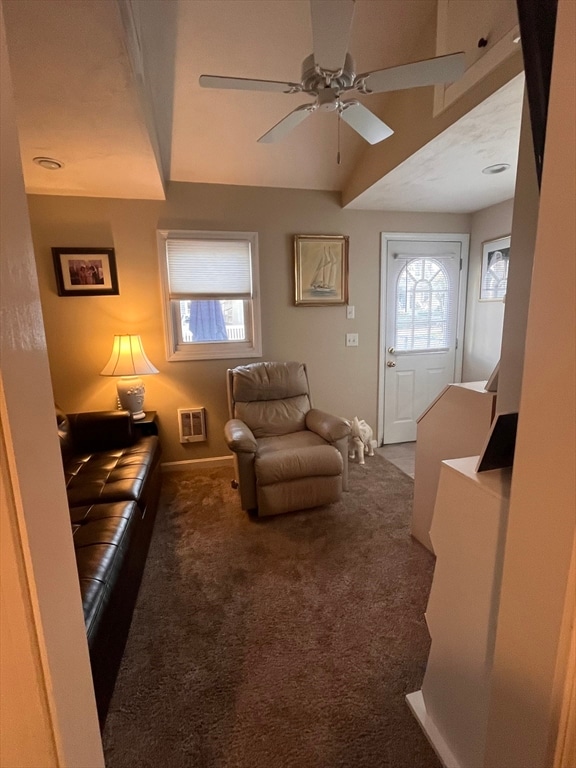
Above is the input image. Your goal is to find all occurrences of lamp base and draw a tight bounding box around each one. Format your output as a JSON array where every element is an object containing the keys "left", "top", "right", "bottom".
[{"left": 117, "top": 376, "right": 146, "bottom": 420}]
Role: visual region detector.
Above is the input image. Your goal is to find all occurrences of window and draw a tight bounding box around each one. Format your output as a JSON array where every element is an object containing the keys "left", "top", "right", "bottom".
[
  {"left": 395, "top": 257, "right": 453, "bottom": 351},
  {"left": 482, "top": 251, "right": 510, "bottom": 299},
  {"left": 158, "top": 230, "right": 261, "bottom": 361}
]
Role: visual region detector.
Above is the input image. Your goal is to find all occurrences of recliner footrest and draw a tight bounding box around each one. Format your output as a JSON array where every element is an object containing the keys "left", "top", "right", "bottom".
[
  {"left": 255, "top": 444, "right": 342, "bottom": 486},
  {"left": 255, "top": 445, "right": 343, "bottom": 516}
]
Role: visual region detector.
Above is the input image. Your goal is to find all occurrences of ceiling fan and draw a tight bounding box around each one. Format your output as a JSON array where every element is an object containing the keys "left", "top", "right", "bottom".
[{"left": 199, "top": 0, "right": 466, "bottom": 145}]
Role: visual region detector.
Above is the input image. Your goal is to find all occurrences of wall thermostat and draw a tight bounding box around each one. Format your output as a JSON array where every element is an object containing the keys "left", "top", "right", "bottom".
[{"left": 178, "top": 408, "right": 206, "bottom": 443}]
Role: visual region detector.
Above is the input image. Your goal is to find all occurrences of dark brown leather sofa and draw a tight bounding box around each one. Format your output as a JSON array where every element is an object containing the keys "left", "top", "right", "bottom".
[{"left": 56, "top": 407, "right": 162, "bottom": 726}]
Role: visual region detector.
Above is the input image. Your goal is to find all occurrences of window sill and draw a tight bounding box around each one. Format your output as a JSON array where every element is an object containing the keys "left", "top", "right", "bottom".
[{"left": 167, "top": 341, "right": 262, "bottom": 362}]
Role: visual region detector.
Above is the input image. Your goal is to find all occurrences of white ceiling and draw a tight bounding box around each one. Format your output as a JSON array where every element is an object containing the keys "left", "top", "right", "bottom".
[
  {"left": 3, "top": 0, "right": 523, "bottom": 212},
  {"left": 347, "top": 73, "right": 524, "bottom": 213},
  {"left": 3, "top": 0, "right": 166, "bottom": 200}
]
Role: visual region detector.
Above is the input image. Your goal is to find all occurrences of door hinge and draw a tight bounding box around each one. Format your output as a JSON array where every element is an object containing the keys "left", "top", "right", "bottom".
[
  {"left": 459, "top": 257, "right": 463, "bottom": 270},
  {"left": 456, "top": 337, "right": 459, "bottom": 349}
]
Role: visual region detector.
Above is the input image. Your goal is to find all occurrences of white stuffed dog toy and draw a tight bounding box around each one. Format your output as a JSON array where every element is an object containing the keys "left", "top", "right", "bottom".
[{"left": 347, "top": 417, "right": 374, "bottom": 465}]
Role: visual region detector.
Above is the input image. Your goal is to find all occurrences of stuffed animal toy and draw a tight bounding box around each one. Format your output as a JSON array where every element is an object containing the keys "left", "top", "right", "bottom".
[{"left": 348, "top": 417, "right": 374, "bottom": 465}]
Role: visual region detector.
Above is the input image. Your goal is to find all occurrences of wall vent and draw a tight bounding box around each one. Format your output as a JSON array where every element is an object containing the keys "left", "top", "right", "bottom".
[{"left": 178, "top": 408, "right": 206, "bottom": 443}]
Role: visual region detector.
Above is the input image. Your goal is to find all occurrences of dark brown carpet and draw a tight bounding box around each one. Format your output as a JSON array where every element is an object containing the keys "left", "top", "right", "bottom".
[{"left": 102, "top": 455, "right": 440, "bottom": 768}]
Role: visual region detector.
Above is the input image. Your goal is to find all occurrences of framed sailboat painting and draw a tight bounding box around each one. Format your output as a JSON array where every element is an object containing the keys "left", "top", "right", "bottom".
[{"left": 294, "top": 235, "right": 349, "bottom": 306}]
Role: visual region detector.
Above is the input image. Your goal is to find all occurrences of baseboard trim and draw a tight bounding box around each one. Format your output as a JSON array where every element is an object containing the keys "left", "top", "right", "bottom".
[
  {"left": 406, "top": 691, "right": 461, "bottom": 768},
  {"left": 161, "top": 456, "right": 234, "bottom": 472}
]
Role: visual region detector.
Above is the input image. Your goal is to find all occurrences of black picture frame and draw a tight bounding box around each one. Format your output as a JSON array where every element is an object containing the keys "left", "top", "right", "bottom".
[{"left": 52, "top": 247, "right": 119, "bottom": 296}]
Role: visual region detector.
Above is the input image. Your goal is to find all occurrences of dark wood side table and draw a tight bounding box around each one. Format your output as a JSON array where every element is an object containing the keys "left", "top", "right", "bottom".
[{"left": 132, "top": 411, "right": 158, "bottom": 437}]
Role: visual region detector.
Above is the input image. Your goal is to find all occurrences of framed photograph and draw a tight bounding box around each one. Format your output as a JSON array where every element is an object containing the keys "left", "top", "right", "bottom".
[
  {"left": 294, "top": 235, "right": 349, "bottom": 306},
  {"left": 52, "top": 247, "right": 119, "bottom": 296},
  {"left": 480, "top": 236, "right": 511, "bottom": 301}
]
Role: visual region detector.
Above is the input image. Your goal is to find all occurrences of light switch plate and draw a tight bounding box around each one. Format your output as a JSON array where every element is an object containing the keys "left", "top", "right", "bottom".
[
  {"left": 346, "top": 333, "right": 359, "bottom": 347},
  {"left": 346, "top": 305, "right": 355, "bottom": 319}
]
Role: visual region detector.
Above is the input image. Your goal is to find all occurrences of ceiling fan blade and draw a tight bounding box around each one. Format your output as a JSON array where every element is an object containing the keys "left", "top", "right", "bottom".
[
  {"left": 258, "top": 104, "right": 317, "bottom": 143},
  {"left": 340, "top": 101, "right": 394, "bottom": 144},
  {"left": 199, "top": 74, "right": 301, "bottom": 94},
  {"left": 358, "top": 52, "right": 466, "bottom": 94},
  {"left": 310, "top": 0, "right": 355, "bottom": 73}
]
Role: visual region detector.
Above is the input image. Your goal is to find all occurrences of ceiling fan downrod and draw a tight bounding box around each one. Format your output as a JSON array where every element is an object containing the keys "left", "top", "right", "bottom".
[{"left": 337, "top": 111, "right": 342, "bottom": 166}]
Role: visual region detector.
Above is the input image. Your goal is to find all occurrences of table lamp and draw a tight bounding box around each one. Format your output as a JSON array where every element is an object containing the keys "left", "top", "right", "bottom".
[{"left": 100, "top": 334, "right": 158, "bottom": 419}]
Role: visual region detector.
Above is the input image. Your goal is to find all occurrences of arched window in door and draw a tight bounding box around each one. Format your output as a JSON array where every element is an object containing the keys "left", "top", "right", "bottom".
[{"left": 395, "top": 257, "right": 452, "bottom": 351}]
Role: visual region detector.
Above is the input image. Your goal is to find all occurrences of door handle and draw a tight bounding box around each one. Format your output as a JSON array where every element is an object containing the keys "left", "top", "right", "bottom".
[{"left": 387, "top": 361, "right": 396, "bottom": 367}]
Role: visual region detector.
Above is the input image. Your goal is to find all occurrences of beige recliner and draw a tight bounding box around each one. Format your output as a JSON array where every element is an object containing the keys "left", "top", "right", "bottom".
[{"left": 224, "top": 361, "right": 351, "bottom": 516}]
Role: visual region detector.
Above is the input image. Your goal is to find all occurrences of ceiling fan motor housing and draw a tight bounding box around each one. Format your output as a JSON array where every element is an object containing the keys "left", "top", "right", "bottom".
[
  {"left": 301, "top": 52, "right": 356, "bottom": 94},
  {"left": 317, "top": 88, "right": 339, "bottom": 111}
]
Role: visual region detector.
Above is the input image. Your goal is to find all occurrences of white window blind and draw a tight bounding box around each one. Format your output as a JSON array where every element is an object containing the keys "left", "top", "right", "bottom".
[
  {"left": 394, "top": 256, "right": 455, "bottom": 352},
  {"left": 166, "top": 238, "right": 252, "bottom": 299}
]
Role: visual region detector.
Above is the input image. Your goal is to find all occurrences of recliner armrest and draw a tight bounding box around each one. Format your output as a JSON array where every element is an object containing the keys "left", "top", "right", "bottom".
[
  {"left": 306, "top": 409, "right": 351, "bottom": 443},
  {"left": 224, "top": 419, "right": 258, "bottom": 453},
  {"left": 67, "top": 410, "right": 135, "bottom": 453}
]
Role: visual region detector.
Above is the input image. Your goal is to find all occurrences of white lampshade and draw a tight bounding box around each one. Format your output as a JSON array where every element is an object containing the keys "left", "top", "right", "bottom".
[
  {"left": 100, "top": 334, "right": 159, "bottom": 376},
  {"left": 100, "top": 335, "right": 158, "bottom": 419}
]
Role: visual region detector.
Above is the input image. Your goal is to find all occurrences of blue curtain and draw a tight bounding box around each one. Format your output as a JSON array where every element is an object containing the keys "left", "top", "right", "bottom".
[{"left": 188, "top": 301, "right": 228, "bottom": 341}]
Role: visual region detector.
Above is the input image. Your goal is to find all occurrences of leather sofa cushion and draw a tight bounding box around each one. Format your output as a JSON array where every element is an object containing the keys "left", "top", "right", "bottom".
[
  {"left": 235, "top": 394, "right": 310, "bottom": 438},
  {"left": 56, "top": 408, "right": 135, "bottom": 460},
  {"left": 255, "top": 444, "right": 343, "bottom": 486},
  {"left": 64, "top": 436, "right": 159, "bottom": 507},
  {"left": 71, "top": 501, "right": 139, "bottom": 645},
  {"left": 232, "top": 361, "right": 309, "bottom": 402},
  {"left": 67, "top": 410, "right": 134, "bottom": 453}
]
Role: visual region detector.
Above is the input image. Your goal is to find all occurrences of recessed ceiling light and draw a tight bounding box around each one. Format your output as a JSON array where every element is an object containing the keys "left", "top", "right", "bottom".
[
  {"left": 482, "top": 163, "right": 510, "bottom": 175},
  {"left": 33, "top": 156, "right": 64, "bottom": 170}
]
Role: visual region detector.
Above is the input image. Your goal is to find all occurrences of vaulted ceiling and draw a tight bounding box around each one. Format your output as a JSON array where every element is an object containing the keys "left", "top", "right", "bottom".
[{"left": 3, "top": 0, "right": 524, "bottom": 212}]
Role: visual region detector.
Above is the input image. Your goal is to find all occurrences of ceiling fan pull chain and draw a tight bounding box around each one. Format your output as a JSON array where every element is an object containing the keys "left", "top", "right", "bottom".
[{"left": 337, "top": 111, "right": 341, "bottom": 165}]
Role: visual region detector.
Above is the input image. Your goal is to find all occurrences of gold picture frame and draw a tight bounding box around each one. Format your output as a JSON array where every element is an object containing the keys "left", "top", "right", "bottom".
[{"left": 294, "top": 235, "right": 349, "bottom": 306}]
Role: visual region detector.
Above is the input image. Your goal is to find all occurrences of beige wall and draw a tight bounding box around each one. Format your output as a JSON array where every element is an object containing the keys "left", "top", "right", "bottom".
[
  {"left": 28, "top": 184, "right": 469, "bottom": 463},
  {"left": 463, "top": 198, "right": 514, "bottom": 381},
  {"left": 496, "top": 94, "right": 540, "bottom": 414},
  {"left": 0, "top": 4, "right": 104, "bottom": 764},
  {"left": 485, "top": 0, "right": 576, "bottom": 763}
]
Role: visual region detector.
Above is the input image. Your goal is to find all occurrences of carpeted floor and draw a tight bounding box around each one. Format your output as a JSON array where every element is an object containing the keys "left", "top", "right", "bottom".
[{"left": 102, "top": 455, "right": 441, "bottom": 768}]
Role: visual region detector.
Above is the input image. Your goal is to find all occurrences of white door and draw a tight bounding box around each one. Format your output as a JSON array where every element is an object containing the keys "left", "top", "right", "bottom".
[{"left": 380, "top": 234, "right": 469, "bottom": 444}]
